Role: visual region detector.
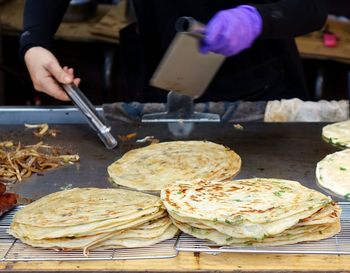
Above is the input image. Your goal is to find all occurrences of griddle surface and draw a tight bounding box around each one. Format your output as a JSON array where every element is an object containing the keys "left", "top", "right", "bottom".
[{"left": 0, "top": 122, "right": 340, "bottom": 201}]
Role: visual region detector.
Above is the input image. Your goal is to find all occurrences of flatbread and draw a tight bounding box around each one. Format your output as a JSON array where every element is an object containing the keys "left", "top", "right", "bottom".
[
  {"left": 173, "top": 220, "right": 340, "bottom": 246},
  {"left": 92, "top": 225, "right": 179, "bottom": 249},
  {"left": 10, "top": 217, "right": 177, "bottom": 252},
  {"left": 171, "top": 202, "right": 341, "bottom": 246},
  {"left": 10, "top": 209, "right": 166, "bottom": 239},
  {"left": 8, "top": 188, "right": 179, "bottom": 254},
  {"left": 13, "top": 188, "right": 163, "bottom": 227},
  {"left": 162, "top": 178, "right": 332, "bottom": 239},
  {"left": 108, "top": 141, "right": 241, "bottom": 191},
  {"left": 316, "top": 149, "right": 350, "bottom": 199},
  {"left": 322, "top": 120, "right": 350, "bottom": 148}
]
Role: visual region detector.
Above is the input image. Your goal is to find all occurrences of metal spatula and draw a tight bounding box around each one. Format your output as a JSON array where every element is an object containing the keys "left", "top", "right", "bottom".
[{"left": 150, "top": 17, "right": 225, "bottom": 99}]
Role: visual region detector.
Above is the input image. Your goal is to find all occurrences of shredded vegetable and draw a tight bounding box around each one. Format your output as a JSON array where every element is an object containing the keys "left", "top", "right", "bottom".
[
  {"left": 0, "top": 141, "right": 79, "bottom": 183},
  {"left": 24, "top": 123, "right": 61, "bottom": 137}
]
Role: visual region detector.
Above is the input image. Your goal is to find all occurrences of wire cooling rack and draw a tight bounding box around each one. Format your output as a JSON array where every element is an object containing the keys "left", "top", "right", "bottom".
[
  {"left": 176, "top": 202, "right": 350, "bottom": 255},
  {"left": 0, "top": 206, "right": 178, "bottom": 261}
]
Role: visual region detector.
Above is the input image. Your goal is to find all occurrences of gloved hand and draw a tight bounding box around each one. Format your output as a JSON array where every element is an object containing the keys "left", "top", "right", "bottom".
[
  {"left": 201, "top": 5, "right": 263, "bottom": 57},
  {"left": 24, "top": 47, "right": 81, "bottom": 101}
]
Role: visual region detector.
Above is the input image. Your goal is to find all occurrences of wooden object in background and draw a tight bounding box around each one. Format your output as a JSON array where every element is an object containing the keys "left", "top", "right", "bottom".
[
  {"left": 0, "top": 0, "right": 122, "bottom": 44},
  {"left": 296, "top": 19, "right": 350, "bottom": 63},
  {"left": 89, "top": 0, "right": 129, "bottom": 40}
]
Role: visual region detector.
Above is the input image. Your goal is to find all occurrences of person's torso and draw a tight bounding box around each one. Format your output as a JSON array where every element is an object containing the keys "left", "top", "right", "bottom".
[{"left": 127, "top": 0, "right": 307, "bottom": 102}]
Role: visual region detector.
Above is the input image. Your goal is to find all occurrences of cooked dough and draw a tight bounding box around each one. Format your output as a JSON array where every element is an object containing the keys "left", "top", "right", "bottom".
[
  {"left": 8, "top": 188, "right": 178, "bottom": 254},
  {"left": 161, "top": 178, "right": 341, "bottom": 246},
  {"left": 108, "top": 141, "right": 241, "bottom": 191},
  {"left": 323, "top": 120, "right": 350, "bottom": 148},
  {"left": 316, "top": 149, "right": 350, "bottom": 199}
]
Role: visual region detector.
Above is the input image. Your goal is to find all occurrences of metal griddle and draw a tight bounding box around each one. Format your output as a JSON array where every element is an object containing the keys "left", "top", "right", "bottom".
[{"left": 0, "top": 107, "right": 342, "bottom": 202}]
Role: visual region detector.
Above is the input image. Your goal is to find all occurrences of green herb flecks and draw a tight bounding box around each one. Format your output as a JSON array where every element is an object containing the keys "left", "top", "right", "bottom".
[
  {"left": 321, "top": 200, "right": 330, "bottom": 206},
  {"left": 280, "top": 186, "right": 292, "bottom": 191},
  {"left": 273, "top": 190, "right": 285, "bottom": 197},
  {"left": 225, "top": 219, "right": 232, "bottom": 225},
  {"left": 190, "top": 226, "right": 198, "bottom": 233},
  {"left": 234, "top": 216, "right": 244, "bottom": 225},
  {"left": 340, "top": 167, "right": 347, "bottom": 171}
]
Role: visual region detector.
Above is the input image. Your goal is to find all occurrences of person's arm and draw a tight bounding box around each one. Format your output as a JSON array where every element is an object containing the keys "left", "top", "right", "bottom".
[
  {"left": 20, "top": 0, "right": 70, "bottom": 58},
  {"left": 201, "top": 0, "right": 328, "bottom": 57},
  {"left": 21, "top": 0, "right": 80, "bottom": 101},
  {"left": 253, "top": 0, "right": 329, "bottom": 39}
]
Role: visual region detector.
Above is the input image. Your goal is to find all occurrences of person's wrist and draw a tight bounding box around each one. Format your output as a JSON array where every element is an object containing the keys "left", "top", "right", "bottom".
[{"left": 24, "top": 46, "right": 43, "bottom": 62}]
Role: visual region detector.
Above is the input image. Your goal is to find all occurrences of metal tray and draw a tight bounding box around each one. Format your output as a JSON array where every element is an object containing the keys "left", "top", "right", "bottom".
[
  {"left": 176, "top": 202, "right": 350, "bottom": 255},
  {"left": 0, "top": 206, "right": 178, "bottom": 261}
]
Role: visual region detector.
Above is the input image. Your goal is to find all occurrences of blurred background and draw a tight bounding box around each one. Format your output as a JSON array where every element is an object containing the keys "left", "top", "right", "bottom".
[{"left": 0, "top": 0, "right": 349, "bottom": 106}]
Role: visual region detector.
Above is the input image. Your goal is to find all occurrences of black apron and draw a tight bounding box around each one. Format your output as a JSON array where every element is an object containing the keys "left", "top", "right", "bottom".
[{"left": 119, "top": 0, "right": 309, "bottom": 102}]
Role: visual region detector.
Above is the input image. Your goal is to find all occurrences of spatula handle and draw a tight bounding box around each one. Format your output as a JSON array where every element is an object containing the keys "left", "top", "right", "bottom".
[{"left": 175, "top": 17, "right": 205, "bottom": 38}]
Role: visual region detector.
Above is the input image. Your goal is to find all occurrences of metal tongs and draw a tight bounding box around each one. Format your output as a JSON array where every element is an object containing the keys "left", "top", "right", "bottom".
[{"left": 62, "top": 84, "right": 118, "bottom": 149}]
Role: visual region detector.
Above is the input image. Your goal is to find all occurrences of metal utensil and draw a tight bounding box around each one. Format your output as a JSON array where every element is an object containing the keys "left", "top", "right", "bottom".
[
  {"left": 150, "top": 17, "right": 225, "bottom": 99},
  {"left": 62, "top": 84, "right": 117, "bottom": 149}
]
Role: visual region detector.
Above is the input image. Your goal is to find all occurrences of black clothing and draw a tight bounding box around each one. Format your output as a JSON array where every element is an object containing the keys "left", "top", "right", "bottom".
[
  {"left": 20, "top": 0, "right": 70, "bottom": 59},
  {"left": 329, "top": 0, "right": 350, "bottom": 18},
  {"left": 21, "top": 0, "right": 329, "bottom": 102}
]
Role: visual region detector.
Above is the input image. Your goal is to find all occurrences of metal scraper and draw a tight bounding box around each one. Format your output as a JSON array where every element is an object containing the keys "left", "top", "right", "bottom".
[{"left": 150, "top": 17, "right": 225, "bottom": 99}]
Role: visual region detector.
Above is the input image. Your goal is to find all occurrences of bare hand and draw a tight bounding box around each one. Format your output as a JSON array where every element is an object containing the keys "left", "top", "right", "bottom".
[{"left": 24, "top": 47, "right": 81, "bottom": 101}]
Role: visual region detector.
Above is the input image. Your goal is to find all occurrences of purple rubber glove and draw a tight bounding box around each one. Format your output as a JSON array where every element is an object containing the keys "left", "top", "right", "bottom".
[{"left": 201, "top": 5, "right": 263, "bottom": 57}]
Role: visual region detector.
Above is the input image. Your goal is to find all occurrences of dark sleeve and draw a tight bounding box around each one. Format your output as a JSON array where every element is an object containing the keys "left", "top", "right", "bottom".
[
  {"left": 252, "top": 0, "right": 329, "bottom": 39},
  {"left": 19, "top": 0, "right": 70, "bottom": 59}
]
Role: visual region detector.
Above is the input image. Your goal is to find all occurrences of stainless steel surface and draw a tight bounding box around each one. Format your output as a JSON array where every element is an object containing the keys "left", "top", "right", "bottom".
[
  {"left": 142, "top": 92, "right": 219, "bottom": 137},
  {"left": 0, "top": 107, "right": 103, "bottom": 124},
  {"left": 0, "top": 106, "right": 342, "bottom": 197},
  {"left": 142, "top": 91, "right": 220, "bottom": 123},
  {"left": 176, "top": 202, "right": 350, "bottom": 255},
  {"left": 0, "top": 118, "right": 344, "bottom": 201},
  {"left": 62, "top": 84, "right": 118, "bottom": 149},
  {"left": 150, "top": 17, "right": 225, "bottom": 99},
  {"left": 0, "top": 207, "right": 178, "bottom": 261}
]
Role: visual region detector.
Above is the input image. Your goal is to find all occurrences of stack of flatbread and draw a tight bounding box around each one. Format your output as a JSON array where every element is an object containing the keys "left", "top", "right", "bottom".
[
  {"left": 108, "top": 141, "right": 241, "bottom": 191},
  {"left": 161, "top": 178, "right": 341, "bottom": 246},
  {"left": 322, "top": 120, "right": 350, "bottom": 148},
  {"left": 8, "top": 188, "right": 178, "bottom": 255},
  {"left": 319, "top": 121, "right": 350, "bottom": 197}
]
